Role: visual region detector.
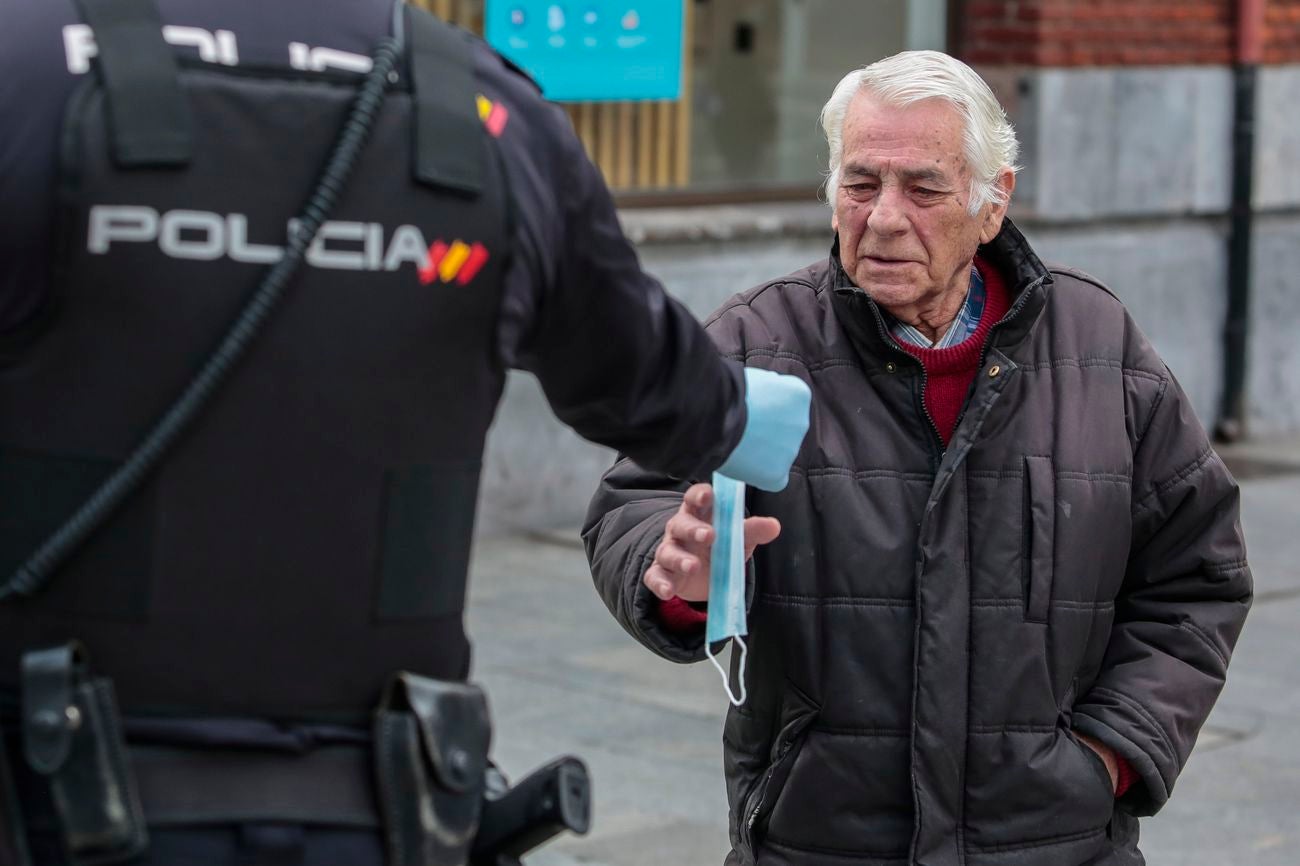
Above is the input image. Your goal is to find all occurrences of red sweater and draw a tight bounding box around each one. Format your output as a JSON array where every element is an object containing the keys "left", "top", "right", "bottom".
[{"left": 895, "top": 258, "right": 1010, "bottom": 444}]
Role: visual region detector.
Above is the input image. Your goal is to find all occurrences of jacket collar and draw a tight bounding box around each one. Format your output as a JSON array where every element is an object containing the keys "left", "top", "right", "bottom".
[{"left": 827, "top": 217, "right": 1051, "bottom": 361}]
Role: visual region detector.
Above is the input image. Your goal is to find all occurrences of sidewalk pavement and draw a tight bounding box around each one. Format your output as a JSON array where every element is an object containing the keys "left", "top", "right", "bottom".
[{"left": 464, "top": 441, "right": 1300, "bottom": 866}]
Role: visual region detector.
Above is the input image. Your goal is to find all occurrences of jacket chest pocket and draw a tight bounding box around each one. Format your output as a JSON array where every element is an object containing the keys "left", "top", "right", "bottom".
[{"left": 1022, "top": 456, "right": 1056, "bottom": 623}]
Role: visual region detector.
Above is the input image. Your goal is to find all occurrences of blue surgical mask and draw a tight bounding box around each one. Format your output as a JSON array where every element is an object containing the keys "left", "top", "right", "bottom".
[{"left": 706, "top": 472, "right": 749, "bottom": 706}]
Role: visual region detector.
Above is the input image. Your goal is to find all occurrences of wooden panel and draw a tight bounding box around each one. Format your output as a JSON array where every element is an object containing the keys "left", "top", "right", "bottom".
[
  {"left": 411, "top": 0, "right": 469, "bottom": 29},
  {"left": 576, "top": 104, "right": 596, "bottom": 162},
  {"left": 407, "top": 0, "right": 692, "bottom": 192},
  {"left": 597, "top": 105, "right": 617, "bottom": 184},
  {"left": 636, "top": 103, "right": 656, "bottom": 188},
  {"left": 674, "top": 0, "right": 694, "bottom": 188},
  {"left": 654, "top": 101, "right": 673, "bottom": 188},
  {"left": 616, "top": 103, "right": 634, "bottom": 190},
  {"left": 454, "top": 0, "right": 481, "bottom": 32}
]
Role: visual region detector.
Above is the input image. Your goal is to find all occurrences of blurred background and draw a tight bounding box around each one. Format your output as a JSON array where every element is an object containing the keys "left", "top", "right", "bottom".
[{"left": 411, "top": 2, "right": 1300, "bottom": 864}]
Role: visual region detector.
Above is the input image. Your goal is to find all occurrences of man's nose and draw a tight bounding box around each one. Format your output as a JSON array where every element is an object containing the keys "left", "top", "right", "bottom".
[{"left": 866, "top": 186, "right": 909, "bottom": 236}]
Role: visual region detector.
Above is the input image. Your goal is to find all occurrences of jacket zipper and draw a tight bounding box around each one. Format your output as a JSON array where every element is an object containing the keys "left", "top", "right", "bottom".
[
  {"left": 747, "top": 746, "right": 786, "bottom": 828},
  {"left": 974, "top": 275, "right": 1045, "bottom": 376},
  {"left": 950, "top": 274, "right": 1047, "bottom": 432},
  {"left": 866, "top": 306, "right": 946, "bottom": 468},
  {"left": 744, "top": 739, "right": 793, "bottom": 841}
]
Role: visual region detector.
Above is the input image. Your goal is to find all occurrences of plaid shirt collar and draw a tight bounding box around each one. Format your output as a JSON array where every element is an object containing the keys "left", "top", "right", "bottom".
[{"left": 888, "top": 266, "right": 986, "bottom": 350}]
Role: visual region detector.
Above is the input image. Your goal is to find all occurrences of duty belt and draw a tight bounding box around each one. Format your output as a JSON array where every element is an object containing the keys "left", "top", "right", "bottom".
[
  {"left": 11, "top": 740, "right": 382, "bottom": 831},
  {"left": 2, "top": 655, "right": 590, "bottom": 866}
]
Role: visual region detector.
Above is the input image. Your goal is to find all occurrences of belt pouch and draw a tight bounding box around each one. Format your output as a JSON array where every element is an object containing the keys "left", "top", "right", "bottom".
[
  {"left": 20, "top": 643, "right": 147, "bottom": 864},
  {"left": 373, "top": 673, "right": 491, "bottom": 866}
]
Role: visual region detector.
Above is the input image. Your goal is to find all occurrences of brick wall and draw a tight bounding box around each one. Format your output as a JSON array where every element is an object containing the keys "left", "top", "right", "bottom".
[
  {"left": 1265, "top": 0, "right": 1300, "bottom": 62},
  {"left": 961, "top": 0, "right": 1300, "bottom": 66}
]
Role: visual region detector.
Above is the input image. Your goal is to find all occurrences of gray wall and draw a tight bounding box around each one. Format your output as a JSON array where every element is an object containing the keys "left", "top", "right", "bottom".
[
  {"left": 477, "top": 64, "right": 1300, "bottom": 533},
  {"left": 1005, "top": 64, "right": 1300, "bottom": 436},
  {"left": 1251, "top": 214, "right": 1300, "bottom": 434},
  {"left": 1019, "top": 219, "right": 1229, "bottom": 427},
  {"left": 1028, "top": 213, "right": 1300, "bottom": 437}
]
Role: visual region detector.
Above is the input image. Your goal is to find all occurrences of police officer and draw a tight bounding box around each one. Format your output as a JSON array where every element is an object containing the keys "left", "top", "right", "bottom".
[{"left": 0, "top": 1, "right": 808, "bottom": 864}]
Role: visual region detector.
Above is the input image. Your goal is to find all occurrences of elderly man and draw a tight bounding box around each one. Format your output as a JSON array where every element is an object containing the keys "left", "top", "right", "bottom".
[{"left": 583, "top": 51, "right": 1251, "bottom": 866}]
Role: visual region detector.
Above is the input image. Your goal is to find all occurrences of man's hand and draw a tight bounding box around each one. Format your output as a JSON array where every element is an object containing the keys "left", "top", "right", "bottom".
[
  {"left": 1073, "top": 731, "right": 1119, "bottom": 793},
  {"left": 643, "top": 482, "right": 781, "bottom": 602}
]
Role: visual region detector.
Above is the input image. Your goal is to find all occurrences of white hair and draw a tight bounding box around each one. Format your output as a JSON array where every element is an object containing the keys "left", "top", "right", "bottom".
[{"left": 819, "top": 50, "right": 1020, "bottom": 215}]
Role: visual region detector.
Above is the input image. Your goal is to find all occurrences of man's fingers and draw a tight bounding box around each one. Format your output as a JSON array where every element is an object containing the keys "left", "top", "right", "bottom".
[
  {"left": 653, "top": 537, "right": 701, "bottom": 576},
  {"left": 644, "top": 485, "right": 725, "bottom": 602},
  {"left": 683, "top": 482, "right": 714, "bottom": 521},
  {"left": 643, "top": 563, "right": 680, "bottom": 600},
  {"left": 667, "top": 509, "right": 713, "bottom": 549},
  {"left": 743, "top": 516, "right": 782, "bottom": 558},
  {"left": 669, "top": 548, "right": 701, "bottom": 575}
]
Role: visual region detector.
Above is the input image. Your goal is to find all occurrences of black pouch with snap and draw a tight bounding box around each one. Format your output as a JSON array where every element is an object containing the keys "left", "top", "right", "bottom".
[
  {"left": 373, "top": 672, "right": 491, "bottom": 866},
  {"left": 20, "top": 643, "right": 147, "bottom": 864}
]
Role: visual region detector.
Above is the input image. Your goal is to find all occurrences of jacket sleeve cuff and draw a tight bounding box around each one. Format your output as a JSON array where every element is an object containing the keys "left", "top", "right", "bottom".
[
  {"left": 628, "top": 579, "right": 707, "bottom": 662},
  {"left": 619, "top": 522, "right": 708, "bottom": 663},
  {"left": 1072, "top": 697, "right": 1173, "bottom": 816}
]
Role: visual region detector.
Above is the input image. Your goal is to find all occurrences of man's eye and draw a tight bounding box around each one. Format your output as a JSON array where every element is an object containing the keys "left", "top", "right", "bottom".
[{"left": 914, "top": 187, "right": 941, "bottom": 196}]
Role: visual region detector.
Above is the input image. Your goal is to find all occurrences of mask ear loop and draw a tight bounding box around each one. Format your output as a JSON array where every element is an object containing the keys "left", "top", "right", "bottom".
[{"left": 706, "top": 634, "right": 748, "bottom": 707}]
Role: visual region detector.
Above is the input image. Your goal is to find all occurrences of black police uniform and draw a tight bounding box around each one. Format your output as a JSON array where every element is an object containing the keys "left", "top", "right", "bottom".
[{"left": 0, "top": 1, "right": 748, "bottom": 863}]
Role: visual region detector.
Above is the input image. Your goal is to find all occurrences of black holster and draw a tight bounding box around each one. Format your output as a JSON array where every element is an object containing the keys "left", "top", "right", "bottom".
[
  {"left": 373, "top": 672, "right": 491, "bottom": 866},
  {"left": 19, "top": 643, "right": 147, "bottom": 865}
]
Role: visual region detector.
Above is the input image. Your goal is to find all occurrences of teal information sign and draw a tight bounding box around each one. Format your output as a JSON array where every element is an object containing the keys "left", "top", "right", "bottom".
[{"left": 485, "top": 2, "right": 684, "bottom": 102}]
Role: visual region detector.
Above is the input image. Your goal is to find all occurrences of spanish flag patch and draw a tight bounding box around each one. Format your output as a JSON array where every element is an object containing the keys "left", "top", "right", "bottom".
[
  {"left": 476, "top": 95, "right": 509, "bottom": 138},
  {"left": 419, "top": 240, "right": 490, "bottom": 286}
]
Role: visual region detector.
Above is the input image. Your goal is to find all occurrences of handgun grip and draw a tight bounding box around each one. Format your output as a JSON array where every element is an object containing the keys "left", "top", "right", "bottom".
[{"left": 470, "top": 756, "right": 590, "bottom": 865}]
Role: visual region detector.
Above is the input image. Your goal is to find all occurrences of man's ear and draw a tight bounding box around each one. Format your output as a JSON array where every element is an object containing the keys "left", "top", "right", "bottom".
[
  {"left": 979, "top": 168, "right": 1016, "bottom": 244},
  {"left": 831, "top": 210, "right": 839, "bottom": 233}
]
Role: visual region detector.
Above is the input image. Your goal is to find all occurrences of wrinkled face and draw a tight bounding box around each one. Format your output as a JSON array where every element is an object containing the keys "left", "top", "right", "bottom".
[{"left": 832, "top": 92, "right": 1011, "bottom": 315}]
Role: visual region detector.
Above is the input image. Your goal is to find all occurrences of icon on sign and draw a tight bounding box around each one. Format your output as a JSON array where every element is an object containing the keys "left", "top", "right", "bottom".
[
  {"left": 510, "top": 8, "right": 526, "bottom": 27},
  {"left": 548, "top": 5, "right": 566, "bottom": 32},
  {"left": 583, "top": 8, "right": 598, "bottom": 26},
  {"left": 621, "top": 9, "right": 640, "bottom": 30}
]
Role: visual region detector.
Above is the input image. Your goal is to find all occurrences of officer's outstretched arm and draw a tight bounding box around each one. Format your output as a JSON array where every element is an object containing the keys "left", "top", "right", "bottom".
[{"left": 510, "top": 106, "right": 807, "bottom": 486}]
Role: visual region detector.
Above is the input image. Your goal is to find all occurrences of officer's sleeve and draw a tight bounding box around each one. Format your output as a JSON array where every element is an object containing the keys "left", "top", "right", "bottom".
[
  {"left": 581, "top": 302, "right": 761, "bottom": 663},
  {"left": 1071, "top": 364, "right": 1252, "bottom": 817},
  {"left": 506, "top": 106, "right": 746, "bottom": 481}
]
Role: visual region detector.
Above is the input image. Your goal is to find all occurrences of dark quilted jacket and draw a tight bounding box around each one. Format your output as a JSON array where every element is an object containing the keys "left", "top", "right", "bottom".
[{"left": 583, "top": 221, "right": 1252, "bottom": 866}]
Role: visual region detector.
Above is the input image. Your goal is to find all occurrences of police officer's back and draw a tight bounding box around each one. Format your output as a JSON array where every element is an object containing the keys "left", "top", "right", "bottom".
[{"left": 0, "top": 2, "right": 807, "bottom": 863}]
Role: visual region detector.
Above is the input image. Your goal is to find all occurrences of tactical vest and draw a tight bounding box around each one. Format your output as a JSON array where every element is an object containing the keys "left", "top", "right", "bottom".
[{"left": 0, "top": 0, "right": 511, "bottom": 722}]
